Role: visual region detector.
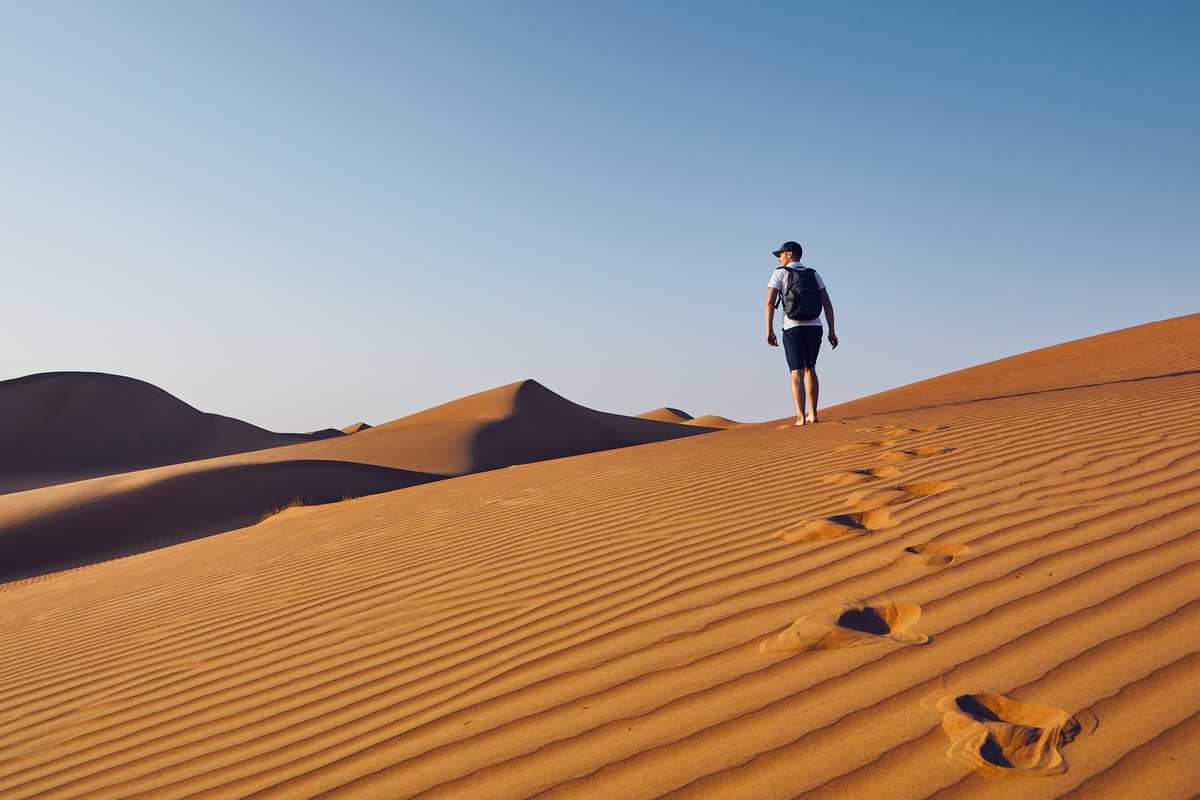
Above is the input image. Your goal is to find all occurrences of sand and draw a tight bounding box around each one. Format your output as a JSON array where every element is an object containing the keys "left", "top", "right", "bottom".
[
  {"left": 0, "top": 379, "right": 712, "bottom": 582},
  {"left": 0, "top": 314, "right": 1198, "bottom": 798},
  {"left": 0, "top": 372, "right": 335, "bottom": 494},
  {"left": 684, "top": 414, "right": 741, "bottom": 428},
  {"left": 638, "top": 407, "right": 694, "bottom": 423}
]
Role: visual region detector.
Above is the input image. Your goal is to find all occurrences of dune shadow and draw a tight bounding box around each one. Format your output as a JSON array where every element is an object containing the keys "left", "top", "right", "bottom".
[
  {"left": 836, "top": 607, "right": 892, "bottom": 636},
  {"left": 760, "top": 599, "right": 928, "bottom": 653},
  {"left": 0, "top": 460, "right": 438, "bottom": 584}
]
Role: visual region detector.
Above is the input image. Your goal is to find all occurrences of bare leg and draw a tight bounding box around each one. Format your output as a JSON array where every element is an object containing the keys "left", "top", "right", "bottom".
[
  {"left": 790, "top": 369, "right": 806, "bottom": 425},
  {"left": 804, "top": 368, "right": 820, "bottom": 423}
]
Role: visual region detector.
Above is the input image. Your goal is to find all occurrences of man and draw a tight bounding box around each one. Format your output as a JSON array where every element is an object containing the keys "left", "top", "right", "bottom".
[{"left": 765, "top": 240, "right": 838, "bottom": 426}]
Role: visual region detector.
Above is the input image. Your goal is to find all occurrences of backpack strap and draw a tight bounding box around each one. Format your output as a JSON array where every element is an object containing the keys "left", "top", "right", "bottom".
[{"left": 775, "top": 266, "right": 797, "bottom": 308}]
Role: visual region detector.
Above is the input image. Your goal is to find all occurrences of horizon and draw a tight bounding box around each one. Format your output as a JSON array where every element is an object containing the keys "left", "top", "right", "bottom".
[
  {"left": 6, "top": 311, "right": 1192, "bottom": 433},
  {"left": 3, "top": 3, "right": 1198, "bottom": 430}
]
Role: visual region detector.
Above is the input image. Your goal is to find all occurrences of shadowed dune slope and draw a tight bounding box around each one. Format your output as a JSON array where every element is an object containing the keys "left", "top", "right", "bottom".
[
  {"left": 340, "top": 422, "right": 372, "bottom": 434},
  {"left": 0, "top": 379, "right": 714, "bottom": 582},
  {"left": 0, "top": 372, "right": 337, "bottom": 494},
  {"left": 0, "top": 461, "right": 436, "bottom": 583},
  {"left": 2, "top": 319, "right": 1199, "bottom": 797},
  {"left": 285, "top": 379, "right": 719, "bottom": 476},
  {"left": 638, "top": 407, "right": 694, "bottom": 423},
  {"left": 826, "top": 313, "right": 1200, "bottom": 419}
]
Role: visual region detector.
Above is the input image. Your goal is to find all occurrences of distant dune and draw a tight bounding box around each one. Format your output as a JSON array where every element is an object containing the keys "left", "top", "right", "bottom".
[
  {"left": 0, "top": 460, "right": 435, "bottom": 583},
  {"left": 5, "top": 317, "right": 1198, "bottom": 796},
  {"left": 0, "top": 372, "right": 327, "bottom": 494},
  {"left": 301, "top": 379, "right": 719, "bottom": 476},
  {"left": 341, "top": 421, "right": 372, "bottom": 434},
  {"left": 638, "top": 407, "right": 694, "bottom": 423},
  {"left": 0, "top": 378, "right": 714, "bottom": 581},
  {"left": 686, "top": 414, "right": 741, "bottom": 428}
]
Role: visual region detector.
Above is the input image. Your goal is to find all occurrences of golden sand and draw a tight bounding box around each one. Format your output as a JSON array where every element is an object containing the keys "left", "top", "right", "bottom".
[{"left": 0, "top": 314, "right": 1198, "bottom": 798}]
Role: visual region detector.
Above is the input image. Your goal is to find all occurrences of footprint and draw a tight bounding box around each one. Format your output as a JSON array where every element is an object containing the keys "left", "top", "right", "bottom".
[
  {"left": 896, "top": 480, "right": 956, "bottom": 497},
  {"left": 760, "top": 599, "right": 929, "bottom": 653},
  {"left": 936, "top": 690, "right": 1081, "bottom": 777},
  {"left": 822, "top": 470, "right": 881, "bottom": 487},
  {"left": 776, "top": 508, "right": 899, "bottom": 542},
  {"left": 880, "top": 447, "right": 956, "bottom": 463},
  {"left": 846, "top": 488, "right": 911, "bottom": 510},
  {"left": 776, "top": 519, "right": 861, "bottom": 542},
  {"left": 835, "top": 439, "right": 898, "bottom": 453},
  {"left": 895, "top": 542, "right": 969, "bottom": 567},
  {"left": 870, "top": 465, "right": 904, "bottom": 478},
  {"left": 847, "top": 482, "right": 957, "bottom": 511},
  {"left": 823, "top": 465, "right": 909, "bottom": 486}
]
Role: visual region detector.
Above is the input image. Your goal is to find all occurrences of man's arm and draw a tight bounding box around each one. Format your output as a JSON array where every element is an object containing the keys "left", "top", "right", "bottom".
[
  {"left": 820, "top": 288, "right": 838, "bottom": 348},
  {"left": 765, "top": 288, "right": 779, "bottom": 346}
]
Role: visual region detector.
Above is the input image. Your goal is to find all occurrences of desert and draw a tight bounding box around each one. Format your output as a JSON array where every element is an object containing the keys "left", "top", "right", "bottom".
[{"left": 1, "top": 314, "right": 1198, "bottom": 798}]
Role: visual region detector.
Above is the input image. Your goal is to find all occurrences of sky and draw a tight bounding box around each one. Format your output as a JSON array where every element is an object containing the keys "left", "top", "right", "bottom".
[{"left": 2, "top": 1, "right": 1198, "bottom": 431}]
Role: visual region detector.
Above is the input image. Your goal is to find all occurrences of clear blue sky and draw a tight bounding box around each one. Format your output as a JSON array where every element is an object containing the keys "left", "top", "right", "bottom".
[{"left": 3, "top": 2, "right": 1197, "bottom": 430}]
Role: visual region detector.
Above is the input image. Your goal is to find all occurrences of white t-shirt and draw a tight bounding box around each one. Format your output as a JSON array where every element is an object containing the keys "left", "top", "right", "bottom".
[{"left": 768, "top": 262, "right": 827, "bottom": 328}]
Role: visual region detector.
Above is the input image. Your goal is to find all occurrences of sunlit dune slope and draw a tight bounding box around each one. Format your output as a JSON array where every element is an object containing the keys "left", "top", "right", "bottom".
[
  {"left": 2, "top": 316, "right": 1199, "bottom": 798},
  {"left": 291, "top": 379, "right": 718, "bottom": 475},
  {"left": 826, "top": 313, "right": 1200, "bottom": 418},
  {"left": 638, "top": 407, "right": 694, "bottom": 423},
  {"left": 0, "top": 372, "right": 336, "bottom": 494},
  {"left": 0, "top": 379, "right": 712, "bottom": 582},
  {"left": 341, "top": 422, "right": 372, "bottom": 434},
  {"left": 686, "top": 414, "right": 741, "bottom": 428}
]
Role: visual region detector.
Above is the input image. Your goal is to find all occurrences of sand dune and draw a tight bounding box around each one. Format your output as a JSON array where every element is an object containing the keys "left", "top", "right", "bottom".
[
  {"left": 303, "top": 379, "right": 717, "bottom": 475},
  {"left": 685, "top": 414, "right": 741, "bottom": 428},
  {"left": 827, "top": 313, "right": 1200, "bottom": 418},
  {"left": 0, "top": 372, "right": 334, "bottom": 494},
  {"left": 340, "top": 422, "right": 372, "bottom": 434},
  {"left": 638, "top": 407, "right": 694, "bottom": 423},
  {"left": 0, "top": 460, "right": 436, "bottom": 583},
  {"left": 1, "top": 316, "right": 1198, "bottom": 798},
  {"left": 0, "top": 378, "right": 712, "bottom": 582}
]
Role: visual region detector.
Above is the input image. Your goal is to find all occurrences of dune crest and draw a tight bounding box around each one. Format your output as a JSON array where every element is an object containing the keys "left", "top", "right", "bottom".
[
  {"left": 637, "top": 407, "right": 694, "bottom": 423},
  {"left": 685, "top": 414, "right": 740, "bottom": 428},
  {"left": 0, "top": 378, "right": 714, "bottom": 582},
  {"left": 0, "top": 372, "right": 327, "bottom": 494}
]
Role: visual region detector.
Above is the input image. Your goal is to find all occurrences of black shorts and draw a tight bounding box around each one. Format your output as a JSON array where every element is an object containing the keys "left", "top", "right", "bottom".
[{"left": 783, "top": 325, "right": 822, "bottom": 370}]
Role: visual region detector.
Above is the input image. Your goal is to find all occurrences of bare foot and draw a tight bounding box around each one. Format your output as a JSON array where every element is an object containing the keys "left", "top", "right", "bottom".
[
  {"left": 794, "top": 418, "right": 806, "bottom": 427},
  {"left": 806, "top": 414, "right": 820, "bottom": 424}
]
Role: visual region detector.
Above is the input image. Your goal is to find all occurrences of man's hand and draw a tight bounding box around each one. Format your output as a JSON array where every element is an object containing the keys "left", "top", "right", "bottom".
[
  {"left": 767, "top": 331, "right": 778, "bottom": 347},
  {"left": 828, "top": 331, "right": 839, "bottom": 349}
]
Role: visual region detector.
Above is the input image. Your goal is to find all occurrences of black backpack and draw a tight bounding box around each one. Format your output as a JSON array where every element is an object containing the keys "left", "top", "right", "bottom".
[{"left": 778, "top": 266, "right": 823, "bottom": 320}]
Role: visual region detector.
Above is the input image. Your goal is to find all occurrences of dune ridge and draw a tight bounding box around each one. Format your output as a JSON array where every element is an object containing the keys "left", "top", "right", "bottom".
[
  {"left": 684, "top": 414, "right": 741, "bottom": 429},
  {"left": 826, "top": 313, "right": 1200, "bottom": 418},
  {"left": 0, "top": 378, "right": 713, "bottom": 583},
  {"left": 638, "top": 408, "right": 694, "bottom": 423},
  {"left": 0, "top": 372, "right": 336, "bottom": 494},
  {"left": 0, "top": 315, "right": 1198, "bottom": 797}
]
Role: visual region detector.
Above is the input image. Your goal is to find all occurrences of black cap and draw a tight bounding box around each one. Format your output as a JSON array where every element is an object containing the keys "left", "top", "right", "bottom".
[{"left": 772, "top": 241, "right": 803, "bottom": 258}]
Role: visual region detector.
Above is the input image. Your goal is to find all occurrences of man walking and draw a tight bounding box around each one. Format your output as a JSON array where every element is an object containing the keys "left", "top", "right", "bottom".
[{"left": 765, "top": 241, "right": 838, "bottom": 426}]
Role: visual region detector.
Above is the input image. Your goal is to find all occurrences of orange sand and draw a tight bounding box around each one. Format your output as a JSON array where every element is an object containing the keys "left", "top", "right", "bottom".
[
  {"left": 0, "top": 314, "right": 1198, "bottom": 798},
  {"left": 684, "top": 414, "right": 741, "bottom": 429},
  {"left": 638, "top": 407, "right": 694, "bottom": 423}
]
